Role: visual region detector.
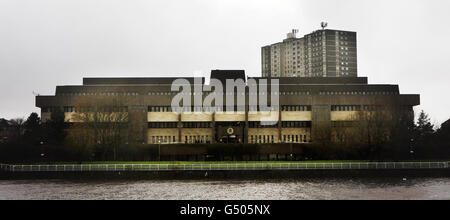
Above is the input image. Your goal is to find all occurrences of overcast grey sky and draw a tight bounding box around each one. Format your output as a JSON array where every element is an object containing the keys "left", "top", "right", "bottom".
[{"left": 1, "top": 0, "right": 449, "bottom": 126}]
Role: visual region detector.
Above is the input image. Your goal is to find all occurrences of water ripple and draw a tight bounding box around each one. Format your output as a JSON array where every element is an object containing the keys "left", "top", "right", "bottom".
[{"left": 0, "top": 178, "right": 449, "bottom": 200}]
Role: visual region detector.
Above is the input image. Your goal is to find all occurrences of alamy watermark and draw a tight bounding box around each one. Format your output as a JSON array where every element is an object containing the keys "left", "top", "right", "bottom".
[{"left": 170, "top": 78, "right": 279, "bottom": 126}]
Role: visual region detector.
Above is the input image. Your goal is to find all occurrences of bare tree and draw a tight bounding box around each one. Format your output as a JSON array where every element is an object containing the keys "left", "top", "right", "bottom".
[
  {"left": 353, "top": 104, "right": 409, "bottom": 160},
  {"left": 67, "top": 96, "right": 129, "bottom": 161},
  {"left": 328, "top": 103, "right": 413, "bottom": 160},
  {"left": 10, "top": 118, "right": 25, "bottom": 138}
]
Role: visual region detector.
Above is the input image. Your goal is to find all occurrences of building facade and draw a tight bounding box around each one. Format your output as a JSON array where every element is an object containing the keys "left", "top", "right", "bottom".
[
  {"left": 35, "top": 70, "right": 419, "bottom": 145},
  {"left": 262, "top": 29, "right": 357, "bottom": 78}
]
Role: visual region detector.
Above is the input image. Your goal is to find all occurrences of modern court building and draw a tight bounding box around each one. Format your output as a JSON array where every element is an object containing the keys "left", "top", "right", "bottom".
[
  {"left": 35, "top": 27, "right": 420, "bottom": 147},
  {"left": 35, "top": 70, "right": 420, "bottom": 145}
]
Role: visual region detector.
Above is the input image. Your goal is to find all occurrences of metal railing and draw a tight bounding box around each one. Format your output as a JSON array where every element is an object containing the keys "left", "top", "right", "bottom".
[{"left": 0, "top": 162, "right": 448, "bottom": 172}]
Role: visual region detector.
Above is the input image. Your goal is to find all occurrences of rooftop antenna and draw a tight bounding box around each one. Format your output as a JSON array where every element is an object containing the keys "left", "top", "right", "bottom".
[
  {"left": 287, "top": 29, "right": 299, "bottom": 39},
  {"left": 321, "top": 22, "right": 328, "bottom": 30}
]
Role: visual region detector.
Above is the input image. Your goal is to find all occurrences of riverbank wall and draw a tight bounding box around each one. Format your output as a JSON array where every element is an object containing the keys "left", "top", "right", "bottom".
[{"left": 2, "top": 169, "right": 450, "bottom": 180}]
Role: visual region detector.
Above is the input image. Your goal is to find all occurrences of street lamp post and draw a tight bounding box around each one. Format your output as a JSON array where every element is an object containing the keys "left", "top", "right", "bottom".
[{"left": 40, "top": 141, "right": 45, "bottom": 162}]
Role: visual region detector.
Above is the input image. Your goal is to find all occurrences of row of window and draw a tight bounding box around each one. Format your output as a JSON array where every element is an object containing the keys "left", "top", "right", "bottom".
[
  {"left": 250, "top": 135, "right": 275, "bottom": 144},
  {"left": 182, "top": 122, "right": 212, "bottom": 128},
  {"left": 149, "top": 106, "right": 246, "bottom": 112},
  {"left": 249, "top": 134, "right": 309, "bottom": 144},
  {"left": 151, "top": 136, "right": 176, "bottom": 144},
  {"left": 282, "top": 134, "right": 308, "bottom": 143},
  {"left": 184, "top": 135, "right": 210, "bottom": 144},
  {"left": 148, "top": 105, "right": 312, "bottom": 113},
  {"left": 279, "top": 91, "right": 311, "bottom": 95},
  {"left": 248, "top": 121, "right": 311, "bottom": 128},
  {"left": 59, "top": 92, "right": 139, "bottom": 97},
  {"left": 172, "top": 91, "right": 298, "bottom": 96},
  {"left": 319, "top": 91, "right": 398, "bottom": 95},
  {"left": 331, "top": 105, "right": 361, "bottom": 111},
  {"left": 332, "top": 105, "right": 400, "bottom": 112},
  {"left": 148, "top": 122, "right": 311, "bottom": 129},
  {"left": 339, "top": 67, "right": 351, "bottom": 71},
  {"left": 148, "top": 122, "right": 178, "bottom": 128},
  {"left": 43, "top": 106, "right": 128, "bottom": 113},
  {"left": 148, "top": 92, "right": 175, "bottom": 96},
  {"left": 57, "top": 90, "right": 398, "bottom": 98},
  {"left": 45, "top": 104, "right": 394, "bottom": 114},
  {"left": 281, "top": 105, "right": 311, "bottom": 111},
  {"left": 151, "top": 135, "right": 310, "bottom": 144},
  {"left": 281, "top": 121, "right": 312, "bottom": 128},
  {"left": 148, "top": 106, "right": 173, "bottom": 112},
  {"left": 59, "top": 91, "right": 321, "bottom": 97},
  {"left": 148, "top": 122, "right": 212, "bottom": 128}
]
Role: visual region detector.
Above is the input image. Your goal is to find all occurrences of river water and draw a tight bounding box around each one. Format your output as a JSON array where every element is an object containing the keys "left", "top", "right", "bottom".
[{"left": 0, "top": 177, "right": 449, "bottom": 200}]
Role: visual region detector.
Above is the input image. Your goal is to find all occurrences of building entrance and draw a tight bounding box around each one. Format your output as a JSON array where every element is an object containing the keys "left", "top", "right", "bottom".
[{"left": 215, "top": 122, "right": 245, "bottom": 144}]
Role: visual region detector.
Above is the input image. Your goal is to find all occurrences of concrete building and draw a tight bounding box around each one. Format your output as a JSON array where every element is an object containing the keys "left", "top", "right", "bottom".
[
  {"left": 35, "top": 70, "right": 419, "bottom": 145},
  {"left": 262, "top": 28, "right": 357, "bottom": 77}
]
